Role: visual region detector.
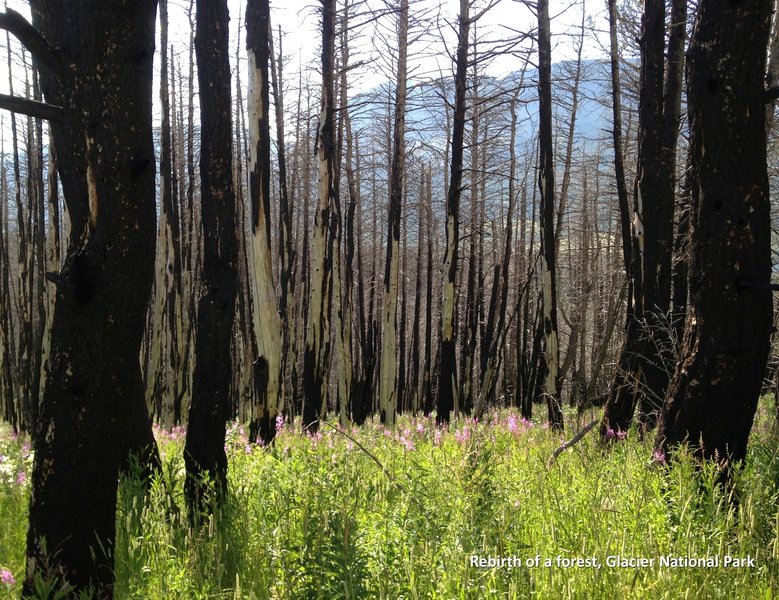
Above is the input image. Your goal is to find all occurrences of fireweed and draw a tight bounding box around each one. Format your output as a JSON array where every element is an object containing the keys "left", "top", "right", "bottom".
[{"left": 0, "top": 402, "right": 778, "bottom": 598}]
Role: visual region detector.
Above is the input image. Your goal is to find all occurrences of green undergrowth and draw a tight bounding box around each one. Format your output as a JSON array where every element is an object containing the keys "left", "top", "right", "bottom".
[{"left": 2, "top": 401, "right": 779, "bottom": 599}]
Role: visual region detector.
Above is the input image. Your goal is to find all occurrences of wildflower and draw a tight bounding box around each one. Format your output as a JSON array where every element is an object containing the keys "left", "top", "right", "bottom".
[
  {"left": 275, "top": 413, "right": 285, "bottom": 431},
  {"left": 416, "top": 422, "right": 425, "bottom": 435},
  {"left": 21, "top": 442, "right": 30, "bottom": 458},
  {"left": 605, "top": 428, "right": 616, "bottom": 440},
  {"left": 0, "top": 568, "right": 15, "bottom": 587},
  {"left": 653, "top": 450, "right": 666, "bottom": 464},
  {"left": 400, "top": 436, "right": 415, "bottom": 452},
  {"left": 245, "top": 444, "right": 253, "bottom": 455},
  {"left": 507, "top": 414, "right": 519, "bottom": 433},
  {"left": 434, "top": 429, "right": 442, "bottom": 446},
  {"left": 454, "top": 426, "right": 471, "bottom": 444},
  {"left": 15, "top": 471, "right": 26, "bottom": 486},
  {"left": 0, "top": 453, "right": 5, "bottom": 464}
]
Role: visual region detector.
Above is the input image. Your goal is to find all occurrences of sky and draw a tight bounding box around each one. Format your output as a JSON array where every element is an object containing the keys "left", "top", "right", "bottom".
[{"left": 0, "top": 0, "right": 609, "bottom": 143}]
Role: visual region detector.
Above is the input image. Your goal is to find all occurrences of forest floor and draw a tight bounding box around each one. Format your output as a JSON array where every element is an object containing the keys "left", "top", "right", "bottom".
[{"left": 2, "top": 402, "right": 779, "bottom": 599}]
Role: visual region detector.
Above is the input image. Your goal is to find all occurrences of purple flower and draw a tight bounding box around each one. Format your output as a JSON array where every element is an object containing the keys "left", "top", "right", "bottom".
[
  {"left": 21, "top": 442, "right": 30, "bottom": 457},
  {"left": 400, "top": 436, "right": 415, "bottom": 451},
  {"left": 275, "top": 414, "right": 285, "bottom": 431},
  {"left": 454, "top": 426, "right": 471, "bottom": 444},
  {"left": 15, "top": 471, "right": 26, "bottom": 486},
  {"left": 507, "top": 415, "right": 519, "bottom": 433},
  {"left": 653, "top": 450, "right": 666, "bottom": 464},
  {"left": 434, "top": 429, "right": 442, "bottom": 445},
  {"left": 0, "top": 568, "right": 15, "bottom": 586}
]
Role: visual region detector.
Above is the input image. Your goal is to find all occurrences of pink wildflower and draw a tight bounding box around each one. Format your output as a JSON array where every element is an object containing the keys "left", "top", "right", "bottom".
[
  {"left": 507, "top": 415, "right": 519, "bottom": 433},
  {"left": 400, "top": 436, "right": 415, "bottom": 451},
  {"left": 434, "top": 429, "right": 442, "bottom": 445},
  {"left": 653, "top": 450, "right": 666, "bottom": 464},
  {"left": 454, "top": 426, "right": 471, "bottom": 444},
  {"left": 15, "top": 471, "right": 26, "bottom": 486},
  {"left": 0, "top": 568, "right": 15, "bottom": 586},
  {"left": 275, "top": 414, "right": 285, "bottom": 431}
]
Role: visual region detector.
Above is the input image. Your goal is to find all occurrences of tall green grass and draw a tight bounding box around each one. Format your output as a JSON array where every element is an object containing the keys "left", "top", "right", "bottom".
[{"left": 2, "top": 401, "right": 779, "bottom": 599}]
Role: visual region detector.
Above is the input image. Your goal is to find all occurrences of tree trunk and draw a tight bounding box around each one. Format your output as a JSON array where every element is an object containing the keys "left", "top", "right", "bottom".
[
  {"left": 379, "top": 0, "right": 408, "bottom": 426},
  {"left": 654, "top": 0, "right": 773, "bottom": 470},
  {"left": 601, "top": 0, "right": 666, "bottom": 437},
  {"left": 246, "top": 0, "right": 282, "bottom": 444},
  {"left": 303, "top": 0, "right": 337, "bottom": 431},
  {"left": 184, "top": 0, "right": 237, "bottom": 516},
  {"left": 438, "top": 0, "right": 470, "bottom": 424},
  {"left": 537, "top": 0, "right": 563, "bottom": 430},
  {"left": 15, "top": 1, "right": 158, "bottom": 595}
]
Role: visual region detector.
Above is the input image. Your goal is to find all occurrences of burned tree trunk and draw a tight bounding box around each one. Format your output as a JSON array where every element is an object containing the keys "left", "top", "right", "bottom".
[
  {"left": 184, "top": 0, "right": 238, "bottom": 515},
  {"left": 537, "top": 0, "right": 563, "bottom": 430},
  {"left": 438, "top": 0, "right": 470, "bottom": 424},
  {"left": 246, "top": 0, "right": 282, "bottom": 444},
  {"left": 601, "top": 0, "right": 666, "bottom": 437},
  {"left": 654, "top": 0, "right": 773, "bottom": 469},
  {"left": 303, "top": 0, "right": 337, "bottom": 431},
  {"left": 379, "top": 0, "right": 408, "bottom": 426},
  {"left": 2, "top": 1, "right": 160, "bottom": 596}
]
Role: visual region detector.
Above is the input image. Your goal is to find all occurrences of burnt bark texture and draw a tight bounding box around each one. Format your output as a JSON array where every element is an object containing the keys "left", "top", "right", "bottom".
[
  {"left": 437, "top": 0, "right": 469, "bottom": 424},
  {"left": 601, "top": 0, "right": 666, "bottom": 437},
  {"left": 18, "top": 0, "right": 159, "bottom": 596},
  {"left": 302, "top": 0, "right": 337, "bottom": 431},
  {"left": 537, "top": 0, "right": 563, "bottom": 430},
  {"left": 184, "top": 0, "right": 237, "bottom": 516},
  {"left": 654, "top": 0, "right": 773, "bottom": 469}
]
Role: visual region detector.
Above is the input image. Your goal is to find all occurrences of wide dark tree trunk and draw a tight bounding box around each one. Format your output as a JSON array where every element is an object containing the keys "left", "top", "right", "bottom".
[
  {"left": 654, "top": 0, "right": 772, "bottom": 469},
  {"left": 184, "top": 0, "right": 237, "bottom": 516},
  {"left": 7, "top": 1, "right": 159, "bottom": 596}
]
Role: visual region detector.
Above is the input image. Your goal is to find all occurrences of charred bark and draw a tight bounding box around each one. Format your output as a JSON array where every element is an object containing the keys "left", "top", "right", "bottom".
[{"left": 655, "top": 0, "right": 773, "bottom": 471}]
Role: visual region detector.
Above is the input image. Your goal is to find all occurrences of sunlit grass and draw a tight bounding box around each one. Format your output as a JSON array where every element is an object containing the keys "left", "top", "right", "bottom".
[{"left": 2, "top": 400, "right": 779, "bottom": 598}]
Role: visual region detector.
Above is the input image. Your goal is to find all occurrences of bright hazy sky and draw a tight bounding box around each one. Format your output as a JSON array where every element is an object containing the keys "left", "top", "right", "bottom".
[{"left": 0, "top": 0, "right": 608, "bottom": 140}]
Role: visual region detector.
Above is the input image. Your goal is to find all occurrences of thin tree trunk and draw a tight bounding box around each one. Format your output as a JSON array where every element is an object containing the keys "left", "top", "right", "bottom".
[
  {"left": 537, "top": 0, "right": 563, "bottom": 430},
  {"left": 438, "top": 0, "right": 471, "bottom": 424},
  {"left": 246, "top": 0, "right": 282, "bottom": 444},
  {"left": 303, "top": 0, "right": 338, "bottom": 431},
  {"left": 379, "top": 0, "right": 408, "bottom": 426}
]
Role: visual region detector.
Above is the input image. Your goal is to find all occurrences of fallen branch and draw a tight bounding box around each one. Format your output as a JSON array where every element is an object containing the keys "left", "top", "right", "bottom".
[{"left": 548, "top": 419, "right": 598, "bottom": 467}]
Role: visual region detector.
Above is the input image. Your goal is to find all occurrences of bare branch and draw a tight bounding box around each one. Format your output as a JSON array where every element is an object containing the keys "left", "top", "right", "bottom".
[
  {"left": 0, "top": 9, "right": 62, "bottom": 76},
  {"left": 548, "top": 420, "right": 599, "bottom": 466},
  {"left": 0, "top": 93, "right": 63, "bottom": 121}
]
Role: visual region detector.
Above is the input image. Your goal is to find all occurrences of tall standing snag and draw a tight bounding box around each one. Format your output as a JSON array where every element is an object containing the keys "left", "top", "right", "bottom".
[
  {"left": 303, "top": 0, "right": 338, "bottom": 431},
  {"left": 537, "top": 0, "right": 563, "bottom": 430},
  {"left": 0, "top": 1, "right": 160, "bottom": 596},
  {"left": 379, "top": 0, "right": 409, "bottom": 426},
  {"left": 184, "top": 0, "right": 238, "bottom": 515},
  {"left": 438, "top": 0, "right": 471, "bottom": 424},
  {"left": 654, "top": 0, "right": 773, "bottom": 468},
  {"left": 246, "top": 0, "right": 282, "bottom": 444}
]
